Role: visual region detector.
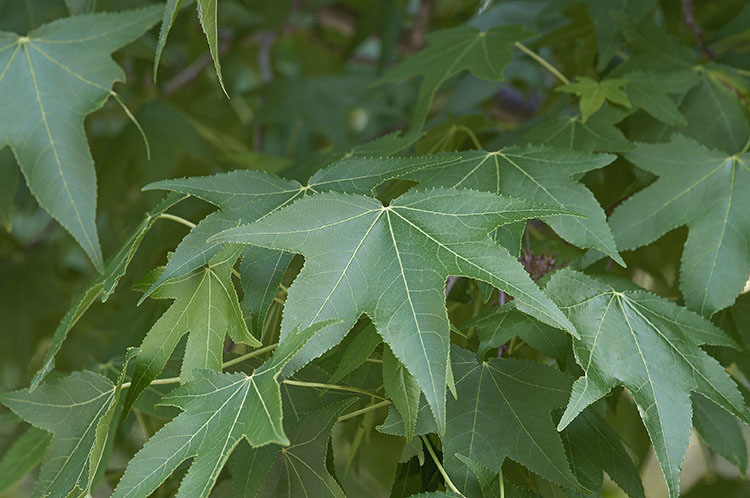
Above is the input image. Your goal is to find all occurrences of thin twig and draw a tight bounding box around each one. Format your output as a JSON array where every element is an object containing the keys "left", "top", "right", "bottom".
[
  {"left": 421, "top": 435, "right": 466, "bottom": 496},
  {"left": 281, "top": 379, "right": 387, "bottom": 400},
  {"left": 337, "top": 400, "right": 391, "bottom": 422},
  {"left": 514, "top": 42, "right": 570, "bottom": 85},
  {"left": 157, "top": 213, "right": 196, "bottom": 229},
  {"left": 681, "top": 0, "right": 715, "bottom": 59}
]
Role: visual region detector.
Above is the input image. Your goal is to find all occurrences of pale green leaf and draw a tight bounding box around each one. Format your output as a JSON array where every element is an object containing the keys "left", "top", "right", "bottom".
[
  {"left": 212, "top": 188, "right": 578, "bottom": 434},
  {"left": 546, "top": 270, "right": 750, "bottom": 498},
  {"left": 0, "top": 349, "right": 136, "bottom": 498},
  {"left": 123, "top": 245, "right": 260, "bottom": 415},
  {"left": 610, "top": 134, "right": 750, "bottom": 315},
  {"left": 113, "top": 320, "right": 337, "bottom": 498},
  {"left": 557, "top": 77, "right": 630, "bottom": 123},
  {"left": 444, "top": 346, "right": 583, "bottom": 496},
  {"left": 0, "top": 6, "right": 162, "bottom": 270}
]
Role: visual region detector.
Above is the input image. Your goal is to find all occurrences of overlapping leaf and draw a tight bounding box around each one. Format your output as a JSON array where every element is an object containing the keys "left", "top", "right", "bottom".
[
  {"left": 212, "top": 188, "right": 577, "bottom": 433},
  {"left": 557, "top": 77, "right": 630, "bottom": 122},
  {"left": 0, "top": 349, "right": 136, "bottom": 498},
  {"left": 546, "top": 270, "right": 750, "bottom": 498},
  {"left": 0, "top": 6, "right": 161, "bottom": 270},
  {"left": 621, "top": 70, "right": 699, "bottom": 126},
  {"left": 113, "top": 320, "right": 336, "bottom": 498},
  {"left": 610, "top": 134, "right": 750, "bottom": 315},
  {"left": 444, "top": 346, "right": 583, "bottom": 496},
  {"left": 377, "top": 24, "right": 535, "bottom": 133},
  {"left": 399, "top": 147, "right": 623, "bottom": 264},
  {"left": 123, "top": 244, "right": 260, "bottom": 414}
]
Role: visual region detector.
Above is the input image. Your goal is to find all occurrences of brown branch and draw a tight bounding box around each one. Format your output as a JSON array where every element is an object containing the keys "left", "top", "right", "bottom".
[{"left": 681, "top": 0, "right": 715, "bottom": 59}]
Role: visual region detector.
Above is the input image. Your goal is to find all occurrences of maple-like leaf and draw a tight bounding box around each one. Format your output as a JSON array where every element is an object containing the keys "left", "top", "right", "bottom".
[
  {"left": 377, "top": 24, "right": 535, "bottom": 133},
  {"left": 400, "top": 147, "right": 623, "bottom": 265},
  {"left": 212, "top": 188, "right": 578, "bottom": 433},
  {"left": 123, "top": 245, "right": 260, "bottom": 414},
  {"left": 155, "top": 0, "right": 226, "bottom": 95},
  {"left": 525, "top": 103, "right": 633, "bottom": 153},
  {"left": 444, "top": 345, "right": 584, "bottom": 496},
  {"left": 0, "top": 349, "right": 136, "bottom": 498},
  {"left": 692, "top": 394, "right": 748, "bottom": 474},
  {"left": 546, "top": 270, "right": 750, "bottom": 498},
  {"left": 621, "top": 70, "right": 699, "bottom": 126},
  {"left": 557, "top": 77, "right": 631, "bottom": 122},
  {"left": 113, "top": 321, "right": 338, "bottom": 498},
  {"left": 609, "top": 134, "right": 750, "bottom": 315},
  {"left": 0, "top": 6, "right": 161, "bottom": 270},
  {"left": 383, "top": 344, "right": 421, "bottom": 441}
]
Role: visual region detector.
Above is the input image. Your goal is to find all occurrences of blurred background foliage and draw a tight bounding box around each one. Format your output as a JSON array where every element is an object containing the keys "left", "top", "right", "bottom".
[{"left": 0, "top": 0, "right": 749, "bottom": 496}]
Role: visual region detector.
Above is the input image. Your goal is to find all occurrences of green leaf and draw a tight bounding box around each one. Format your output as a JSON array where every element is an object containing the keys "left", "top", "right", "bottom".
[
  {"left": 0, "top": 349, "right": 136, "bottom": 498},
  {"left": 113, "top": 320, "right": 337, "bottom": 498},
  {"left": 155, "top": 0, "right": 226, "bottom": 95},
  {"left": 557, "top": 77, "right": 630, "bottom": 123},
  {"left": 560, "top": 408, "right": 645, "bottom": 498},
  {"left": 0, "top": 148, "right": 17, "bottom": 231},
  {"left": 124, "top": 244, "right": 260, "bottom": 415},
  {"left": 525, "top": 103, "right": 633, "bottom": 152},
  {"left": 212, "top": 188, "right": 578, "bottom": 434},
  {"left": 444, "top": 346, "right": 584, "bottom": 496},
  {"left": 383, "top": 344, "right": 421, "bottom": 442},
  {"left": 0, "top": 427, "right": 52, "bottom": 495},
  {"left": 400, "top": 147, "right": 623, "bottom": 265},
  {"left": 0, "top": 6, "right": 162, "bottom": 270},
  {"left": 377, "top": 24, "right": 535, "bottom": 133},
  {"left": 546, "top": 270, "right": 750, "bottom": 498},
  {"left": 231, "top": 397, "right": 355, "bottom": 498},
  {"left": 330, "top": 323, "right": 382, "bottom": 383},
  {"left": 692, "top": 394, "right": 747, "bottom": 474},
  {"left": 31, "top": 193, "right": 187, "bottom": 389},
  {"left": 467, "top": 304, "right": 568, "bottom": 365},
  {"left": 622, "top": 70, "right": 699, "bottom": 126},
  {"left": 610, "top": 134, "right": 750, "bottom": 315}
]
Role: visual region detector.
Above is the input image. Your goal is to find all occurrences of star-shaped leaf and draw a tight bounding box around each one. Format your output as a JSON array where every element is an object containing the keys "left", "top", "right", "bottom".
[
  {"left": 0, "top": 349, "right": 136, "bottom": 498},
  {"left": 377, "top": 24, "right": 535, "bottom": 133},
  {"left": 400, "top": 147, "right": 623, "bottom": 265},
  {"left": 112, "top": 320, "right": 337, "bottom": 498},
  {"left": 0, "top": 6, "right": 161, "bottom": 270},
  {"left": 123, "top": 244, "right": 260, "bottom": 415},
  {"left": 212, "top": 188, "right": 578, "bottom": 433},
  {"left": 443, "top": 346, "right": 584, "bottom": 496},
  {"left": 525, "top": 103, "right": 633, "bottom": 153},
  {"left": 621, "top": 70, "right": 699, "bottom": 126},
  {"left": 557, "top": 77, "right": 631, "bottom": 122},
  {"left": 546, "top": 270, "right": 750, "bottom": 498},
  {"left": 609, "top": 134, "right": 750, "bottom": 315}
]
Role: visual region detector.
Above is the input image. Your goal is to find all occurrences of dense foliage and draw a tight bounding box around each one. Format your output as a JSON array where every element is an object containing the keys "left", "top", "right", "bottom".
[{"left": 1, "top": 1, "right": 749, "bottom": 497}]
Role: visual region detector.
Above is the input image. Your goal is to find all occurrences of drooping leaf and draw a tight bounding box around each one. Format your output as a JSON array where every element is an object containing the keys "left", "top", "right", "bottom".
[
  {"left": 610, "top": 134, "right": 750, "bottom": 315},
  {"left": 692, "top": 394, "right": 747, "bottom": 474},
  {"left": 0, "top": 349, "right": 136, "bottom": 498},
  {"left": 30, "top": 193, "right": 187, "bottom": 388},
  {"left": 546, "top": 270, "right": 750, "bottom": 498},
  {"left": 383, "top": 344, "right": 421, "bottom": 441},
  {"left": 556, "top": 77, "right": 630, "bottom": 122},
  {"left": 377, "top": 24, "right": 535, "bottom": 133},
  {"left": 0, "top": 427, "right": 52, "bottom": 495},
  {"left": 560, "top": 408, "right": 645, "bottom": 498},
  {"left": 113, "top": 320, "right": 337, "bottom": 498},
  {"left": 212, "top": 188, "right": 578, "bottom": 433},
  {"left": 0, "top": 6, "right": 162, "bottom": 270},
  {"left": 443, "top": 345, "right": 584, "bottom": 496},
  {"left": 400, "top": 147, "right": 623, "bottom": 265},
  {"left": 155, "top": 0, "right": 226, "bottom": 95},
  {"left": 330, "top": 323, "right": 382, "bottom": 383},
  {"left": 123, "top": 244, "right": 260, "bottom": 415}
]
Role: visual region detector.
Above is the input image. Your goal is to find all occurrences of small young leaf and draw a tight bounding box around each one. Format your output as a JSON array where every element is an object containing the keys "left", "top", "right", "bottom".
[{"left": 557, "top": 77, "right": 631, "bottom": 122}]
